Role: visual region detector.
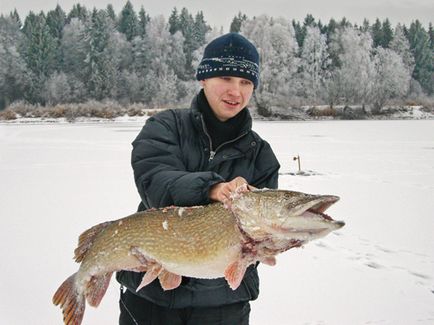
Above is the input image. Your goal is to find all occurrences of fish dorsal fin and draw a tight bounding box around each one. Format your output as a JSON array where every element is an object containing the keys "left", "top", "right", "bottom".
[{"left": 74, "top": 221, "right": 112, "bottom": 262}]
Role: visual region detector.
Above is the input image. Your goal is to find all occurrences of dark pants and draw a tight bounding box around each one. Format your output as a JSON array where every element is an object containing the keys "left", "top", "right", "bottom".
[{"left": 119, "top": 289, "right": 251, "bottom": 325}]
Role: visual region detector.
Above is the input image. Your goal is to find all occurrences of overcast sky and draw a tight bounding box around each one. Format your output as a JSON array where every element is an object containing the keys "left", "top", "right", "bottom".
[{"left": 1, "top": 0, "right": 432, "bottom": 30}]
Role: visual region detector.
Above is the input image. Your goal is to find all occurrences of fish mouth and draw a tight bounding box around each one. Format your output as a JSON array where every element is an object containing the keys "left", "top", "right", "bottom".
[{"left": 301, "top": 195, "right": 345, "bottom": 229}]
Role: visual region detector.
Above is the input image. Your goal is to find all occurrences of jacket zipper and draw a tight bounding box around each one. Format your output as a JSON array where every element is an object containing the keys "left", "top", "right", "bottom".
[{"left": 200, "top": 116, "right": 248, "bottom": 161}]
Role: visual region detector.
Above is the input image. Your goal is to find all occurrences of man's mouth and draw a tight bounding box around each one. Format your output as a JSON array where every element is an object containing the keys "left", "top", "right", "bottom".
[{"left": 223, "top": 99, "right": 240, "bottom": 107}]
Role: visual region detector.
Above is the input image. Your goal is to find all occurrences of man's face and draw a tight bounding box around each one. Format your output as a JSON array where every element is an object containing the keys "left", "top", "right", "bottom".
[{"left": 200, "top": 76, "right": 254, "bottom": 122}]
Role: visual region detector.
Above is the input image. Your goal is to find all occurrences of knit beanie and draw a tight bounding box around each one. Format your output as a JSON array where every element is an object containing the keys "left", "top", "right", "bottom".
[{"left": 196, "top": 33, "right": 260, "bottom": 88}]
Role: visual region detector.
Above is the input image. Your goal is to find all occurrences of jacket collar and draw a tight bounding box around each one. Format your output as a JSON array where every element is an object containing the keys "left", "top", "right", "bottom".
[{"left": 190, "top": 91, "right": 253, "bottom": 136}]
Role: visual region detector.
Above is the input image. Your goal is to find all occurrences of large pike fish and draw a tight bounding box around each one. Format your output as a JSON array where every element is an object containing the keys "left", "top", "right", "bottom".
[{"left": 53, "top": 189, "right": 344, "bottom": 325}]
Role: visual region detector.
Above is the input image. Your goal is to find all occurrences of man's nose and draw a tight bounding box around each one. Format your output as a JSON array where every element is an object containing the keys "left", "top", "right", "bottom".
[{"left": 227, "top": 80, "right": 241, "bottom": 96}]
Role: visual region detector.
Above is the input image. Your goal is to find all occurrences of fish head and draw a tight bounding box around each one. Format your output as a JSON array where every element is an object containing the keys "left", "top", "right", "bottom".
[{"left": 230, "top": 189, "right": 345, "bottom": 245}]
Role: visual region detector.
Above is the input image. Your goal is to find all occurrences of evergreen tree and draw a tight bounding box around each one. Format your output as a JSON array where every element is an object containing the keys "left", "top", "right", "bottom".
[
  {"left": 84, "top": 9, "right": 117, "bottom": 100},
  {"left": 339, "top": 17, "right": 351, "bottom": 28},
  {"left": 193, "top": 11, "right": 210, "bottom": 48},
  {"left": 371, "top": 18, "right": 383, "bottom": 47},
  {"left": 179, "top": 8, "right": 196, "bottom": 77},
  {"left": 0, "top": 15, "right": 29, "bottom": 108},
  {"left": 1, "top": 12, "right": 22, "bottom": 44},
  {"left": 66, "top": 4, "right": 88, "bottom": 23},
  {"left": 303, "top": 14, "right": 316, "bottom": 28},
  {"left": 381, "top": 19, "right": 393, "bottom": 48},
  {"left": 361, "top": 19, "right": 370, "bottom": 33},
  {"left": 118, "top": 0, "right": 139, "bottom": 41},
  {"left": 317, "top": 20, "right": 325, "bottom": 34},
  {"left": 292, "top": 19, "right": 304, "bottom": 48},
  {"left": 106, "top": 4, "right": 116, "bottom": 22},
  {"left": 326, "top": 18, "right": 338, "bottom": 43},
  {"left": 138, "top": 7, "right": 150, "bottom": 37},
  {"left": 10, "top": 9, "right": 22, "bottom": 28},
  {"left": 408, "top": 20, "right": 433, "bottom": 94},
  {"left": 20, "top": 11, "right": 57, "bottom": 103},
  {"left": 292, "top": 14, "right": 317, "bottom": 49},
  {"left": 429, "top": 23, "right": 434, "bottom": 50},
  {"left": 46, "top": 5, "right": 66, "bottom": 70},
  {"left": 46, "top": 5, "right": 66, "bottom": 39},
  {"left": 168, "top": 7, "right": 180, "bottom": 34},
  {"left": 230, "top": 12, "right": 247, "bottom": 33}
]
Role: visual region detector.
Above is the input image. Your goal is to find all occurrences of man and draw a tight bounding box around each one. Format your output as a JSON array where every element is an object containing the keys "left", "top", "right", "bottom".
[{"left": 117, "top": 32, "right": 280, "bottom": 325}]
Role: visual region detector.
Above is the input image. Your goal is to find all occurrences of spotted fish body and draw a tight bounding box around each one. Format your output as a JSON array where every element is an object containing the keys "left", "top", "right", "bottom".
[{"left": 53, "top": 189, "right": 344, "bottom": 325}]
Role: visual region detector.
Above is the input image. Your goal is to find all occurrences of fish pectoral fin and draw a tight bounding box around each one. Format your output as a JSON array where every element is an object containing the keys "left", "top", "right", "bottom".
[
  {"left": 224, "top": 260, "right": 248, "bottom": 290},
  {"left": 158, "top": 270, "right": 182, "bottom": 291},
  {"left": 130, "top": 246, "right": 151, "bottom": 265},
  {"left": 86, "top": 272, "right": 113, "bottom": 307},
  {"left": 136, "top": 264, "right": 163, "bottom": 292},
  {"left": 258, "top": 256, "right": 277, "bottom": 266}
]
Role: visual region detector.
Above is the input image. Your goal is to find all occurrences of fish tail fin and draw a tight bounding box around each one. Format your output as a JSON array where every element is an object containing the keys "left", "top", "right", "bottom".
[
  {"left": 85, "top": 272, "right": 113, "bottom": 307},
  {"left": 74, "top": 221, "right": 112, "bottom": 262},
  {"left": 53, "top": 273, "right": 85, "bottom": 325},
  {"left": 224, "top": 260, "right": 248, "bottom": 290}
]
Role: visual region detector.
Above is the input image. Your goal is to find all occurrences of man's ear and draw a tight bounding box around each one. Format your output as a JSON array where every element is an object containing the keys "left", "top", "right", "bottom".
[{"left": 200, "top": 80, "right": 206, "bottom": 87}]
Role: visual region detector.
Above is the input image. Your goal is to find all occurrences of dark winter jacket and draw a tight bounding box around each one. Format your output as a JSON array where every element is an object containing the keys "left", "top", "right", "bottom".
[{"left": 116, "top": 92, "right": 280, "bottom": 308}]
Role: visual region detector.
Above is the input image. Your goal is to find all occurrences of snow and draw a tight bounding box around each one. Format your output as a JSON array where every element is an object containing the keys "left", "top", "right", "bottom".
[{"left": 1, "top": 119, "right": 433, "bottom": 325}]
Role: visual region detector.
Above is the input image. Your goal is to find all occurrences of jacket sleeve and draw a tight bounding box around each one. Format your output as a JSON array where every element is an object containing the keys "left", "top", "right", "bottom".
[
  {"left": 250, "top": 139, "right": 280, "bottom": 190},
  {"left": 132, "top": 110, "right": 224, "bottom": 208}
]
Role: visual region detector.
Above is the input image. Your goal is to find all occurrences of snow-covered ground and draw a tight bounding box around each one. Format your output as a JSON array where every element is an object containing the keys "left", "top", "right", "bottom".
[{"left": 0, "top": 119, "right": 433, "bottom": 324}]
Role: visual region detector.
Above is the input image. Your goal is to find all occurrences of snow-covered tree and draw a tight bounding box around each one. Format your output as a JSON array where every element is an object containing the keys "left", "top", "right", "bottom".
[
  {"left": 43, "top": 71, "right": 71, "bottom": 105},
  {"left": 61, "top": 18, "right": 87, "bottom": 89},
  {"left": 20, "top": 11, "right": 57, "bottom": 104},
  {"left": 140, "top": 16, "right": 187, "bottom": 105},
  {"left": 230, "top": 12, "right": 247, "bottom": 33},
  {"left": 299, "top": 26, "right": 331, "bottom": 103},
  {"left": 328, "top": 27, "right": 375, "bottom": 107},
  {"left": 66, "top": 4, "right": 88, "bottom": 23},
  {"left": 83, "top": 9, "right": 118, "bottom": 100},
  {"left": 117, "top": 0, "right": 139, "bottom": 41},
  {"left": 0, "top": 16, "right": 30, "bottom": 108},
  {"left": 116, "top": 70, "right": 144, "bottom": 103},
  {"left": 241, "top": 15, "right": 299, "bottom": 116},
  {"left": 389, "top": 24, "right": 415, "bottom": 75},
  {"left": 371, "top": 48, "right": 411, "bottom": 113}
]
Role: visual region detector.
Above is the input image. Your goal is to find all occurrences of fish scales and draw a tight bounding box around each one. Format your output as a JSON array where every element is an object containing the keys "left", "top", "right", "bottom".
[
  {"left": 53, "top": 189, "right": 345, "bottom": 325},
  {"left": 80, "top": 205, "right": 241, "bottom": 275}
]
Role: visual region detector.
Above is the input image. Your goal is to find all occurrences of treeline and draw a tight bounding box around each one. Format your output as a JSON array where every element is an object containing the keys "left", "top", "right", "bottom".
[{"left": 0, "top": 2, "right": 433, "bottom": 116}]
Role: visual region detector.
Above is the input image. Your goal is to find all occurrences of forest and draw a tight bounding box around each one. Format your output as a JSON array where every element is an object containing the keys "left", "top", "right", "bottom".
[{"left": 0, "top": 1, "right": 433, "bottom": 119}]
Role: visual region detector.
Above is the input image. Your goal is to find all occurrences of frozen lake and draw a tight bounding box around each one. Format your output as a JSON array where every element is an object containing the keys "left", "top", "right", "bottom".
[{"left": 1, "top": 119, "right": 433, "bottom": 324}]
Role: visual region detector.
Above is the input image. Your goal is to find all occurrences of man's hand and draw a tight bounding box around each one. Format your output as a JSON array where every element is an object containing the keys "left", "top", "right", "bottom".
[{"left": 209, "top": 176, "right": 255, "bottom": 204}]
